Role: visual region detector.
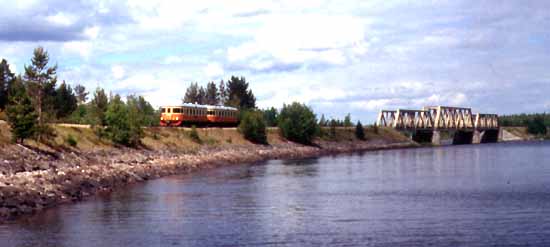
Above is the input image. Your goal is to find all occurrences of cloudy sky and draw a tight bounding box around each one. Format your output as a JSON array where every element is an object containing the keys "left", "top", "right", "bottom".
[{"left": 1, "top": 0, "right": 549, "bottom": 122}]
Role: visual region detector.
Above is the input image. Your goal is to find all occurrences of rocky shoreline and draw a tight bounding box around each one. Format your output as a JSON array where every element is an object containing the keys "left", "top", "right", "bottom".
[{"left": 0, "top": 139, "right": 416, "bottom": 221}]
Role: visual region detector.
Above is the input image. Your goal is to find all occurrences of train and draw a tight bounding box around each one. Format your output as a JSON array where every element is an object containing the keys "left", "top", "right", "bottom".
[{"left": 159, "top": 103, "right": 239, "bottom": 127}]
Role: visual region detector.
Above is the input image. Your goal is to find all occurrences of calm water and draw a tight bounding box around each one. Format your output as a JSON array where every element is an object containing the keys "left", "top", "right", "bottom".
[{"left": 1, "top": 141, "right": 550, "bottom": 246}]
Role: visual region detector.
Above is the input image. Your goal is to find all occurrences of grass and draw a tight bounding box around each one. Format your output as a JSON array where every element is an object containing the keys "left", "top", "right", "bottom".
[{"left": 0, "top": 123, "right": 411, "bottom": 152}]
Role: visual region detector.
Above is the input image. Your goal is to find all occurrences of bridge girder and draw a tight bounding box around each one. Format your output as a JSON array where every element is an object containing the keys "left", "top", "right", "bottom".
[{"left": 377, "top": 106, "right": 499, "bottom": 131}]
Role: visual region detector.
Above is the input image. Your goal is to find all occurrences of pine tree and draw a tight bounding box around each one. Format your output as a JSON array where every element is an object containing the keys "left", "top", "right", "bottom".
[
  {"left": 183, "top": 82, "right": 200, "bottom": 104},
  {"left": 262, "top": 107, "right": 278, "bottom": 127},
  {"left": 218, "top": 80, "right": 227, "bottom": 105},
  {"left": 90, "top": 87, "right": 109, "bottom": 125},
  {"left": 319, "top": 114, "right": 327, "bottom": 127},
  {"left": 205, "top": 81, "right": 219, "bottom": 105},
  {"left": 197, "top": 86, "right": 206, "bottom": 105},
  {"left": 0, "top": 59, "right": 15, "bottom": 110},
  {"left": 54, "top": 81, "right": 77, "bottom": 119},
  {"left": 226, "top": 76, "right": 256, "bottom": 109},
  {"left": 6, "top": 78, "right": 37, "bottom": 143},
  {"left": 344, "top": 113, "right": 352, "bottom": 127},
  {"left": 355, "top": 121, "right": 365, "bottom": 140},
  {"left": 23, "top": 47, "right": 57, "bottom": 126},
  {"left": 74, "top": 84, "right": 88, "bottom": 104}
]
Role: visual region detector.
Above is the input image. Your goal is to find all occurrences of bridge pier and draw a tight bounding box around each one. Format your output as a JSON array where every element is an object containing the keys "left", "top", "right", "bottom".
[
  {"left": 472, "top": 130, "right": 481, "bottom": 144},
  {"left": 432, "top": 130, "right": 441, "bottom": 145},
  {"left": 481, "top": 129, "right": 499, "bottom": 143},
  {"left": 452, "top": 130, "right": 474, "bottom": 145},
  {"left": 412, "top": 130, "right": 434, "bottom": 144}
]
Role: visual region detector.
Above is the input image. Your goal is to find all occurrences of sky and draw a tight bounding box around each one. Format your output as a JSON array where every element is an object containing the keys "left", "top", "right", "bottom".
[{"left": 1, "top": 0, "right": 549, "bottom": 123}]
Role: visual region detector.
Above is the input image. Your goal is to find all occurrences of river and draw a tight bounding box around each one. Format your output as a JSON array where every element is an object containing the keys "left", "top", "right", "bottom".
[{"left": 1, "top": 141, "right": 550, "bottom": 246}]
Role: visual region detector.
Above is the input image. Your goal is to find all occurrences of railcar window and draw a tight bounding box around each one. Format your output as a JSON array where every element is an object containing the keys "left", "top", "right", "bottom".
[
  {"left": 173, "top": 108, "right": 181, "bottom": 113},
  {"left": 161, "top": 108, "right": 166, "bottom": 113}
]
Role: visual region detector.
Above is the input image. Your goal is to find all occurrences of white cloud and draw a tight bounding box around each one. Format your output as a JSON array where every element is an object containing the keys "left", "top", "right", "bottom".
[
  {"left": 163, "top": 56, "right": 184, "bottom": 64},
  {"left": 350, "top": 99, "right": 393, "bottom": 111},
  {"left": 63, "top": 41, "right": 93, "bottom": 59},
  {"left": 204, "top": 63, "right": 224, "bottom": 79},
  {"left": 84, "top": 26, "right": 101, "bottom": 39},
  {"left": 227, "top": 14, "right": 368, "bottom": 70},
  {"left": 46, "top": 12, "right": 77, "bottom": 26},
  {"left": 111, "top": 65, "right": 126, "bottom": 80}
]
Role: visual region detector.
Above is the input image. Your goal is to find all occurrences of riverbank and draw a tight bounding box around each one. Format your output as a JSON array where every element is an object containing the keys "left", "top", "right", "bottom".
[{"left": 0, "top": 123, "right": 415, "bottom": 221}]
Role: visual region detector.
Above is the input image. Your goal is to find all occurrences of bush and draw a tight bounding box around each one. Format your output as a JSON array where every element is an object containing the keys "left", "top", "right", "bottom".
[
  {"left": 66, "top": 134, "right": 77, "bottom": 147},
  {"left": 189, "top": 125, "right": 201, "bottom": 143},
  {"left": 355, "top": 121, "right": 365, "bottom": 140},
  {"left": 278, "top": 102, "right": 318, "bottom": 144},
  {"left": 104, "top": 95, "right": 142, "bottom": 147},
  {"left": 5, "top": 86, "right": 37, "bottom": 143},
  {"left": 238, "top": 110, "right": 267, "bottom": 144}
]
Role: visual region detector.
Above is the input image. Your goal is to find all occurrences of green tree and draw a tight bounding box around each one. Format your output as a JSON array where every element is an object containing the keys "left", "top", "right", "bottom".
[
  {"left": 527, "top": 115, "right": 547, "bottom": 135},
  {"left": 0, "top": 59, "right": 16, "bottom": 110},
  {"left": 355, "top": 121, "right": 365, "bottom": 140},
  {"left": 239, "top": 110, "right": 267, "bottom": 144},
  {"left": 126, "top": 94, "right": 157, "bottom": 126},
  {"left": 205, "top": 81, "right": 219, "bottom": 105},
  {"left": 23, "top": 47, "right": 57, "bottom": 126},
  {"left": 262, "top": 107, "right": 278, "bottom": 127},
  {"left": 197, "top": 86, "right": 206, "bottom": 105},
  {"left": 318, "top": 114, "right": 327, "bottom": 127},
  {"left": 104, "top": 95, "right": 142, "bottom": 146},
  {"left": 278, "top": 102, "right": 318, "bottom": 144},
  {"left": 54, "top": 81, "right": 77, "bottom": 119},
  {"left": 183, "top": 82, "right": 200, "bottom": 104},
  {"left": 90, "top": 87, "right": 109, "bottom": 125},
  {"left": 226, "top": 76, "right": 256, "bottom": 109},
  {"left": 344, "top": 113, "right": 352, "bottom": 127},
  {"left": 218, "top": 80, "right": 227, "bottom": 105},
  {"left": 74, "top": 84, "right": 88, "bottom": 104},
  {"left": 6, "top": 78, "right": 37, "bottom": 143}
]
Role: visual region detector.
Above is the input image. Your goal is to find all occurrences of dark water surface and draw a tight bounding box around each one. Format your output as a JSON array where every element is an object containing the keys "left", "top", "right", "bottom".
[{"left": 2, "top": 141, "right": 550, "bottom": 246}]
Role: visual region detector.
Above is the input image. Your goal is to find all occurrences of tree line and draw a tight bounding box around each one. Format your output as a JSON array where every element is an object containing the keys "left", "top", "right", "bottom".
[
  {"left": 182, "top": 76, "right": 256, "bottom": 109},
  {"left": 499, "top": 113, "right": 549, "bottom": 135},
  {"left": 0, "top": 47, "right": 157, "bottom": 146}
]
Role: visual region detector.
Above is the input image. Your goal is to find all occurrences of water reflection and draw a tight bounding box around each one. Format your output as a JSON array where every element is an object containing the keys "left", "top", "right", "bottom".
[{"left": 1, "top": 141, "right": 550, "bottom": 246}]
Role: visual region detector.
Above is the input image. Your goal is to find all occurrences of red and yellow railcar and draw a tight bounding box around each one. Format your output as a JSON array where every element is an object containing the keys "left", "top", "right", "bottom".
[{"left": 160, "top": 103, "right": 239, "bottom": 127}]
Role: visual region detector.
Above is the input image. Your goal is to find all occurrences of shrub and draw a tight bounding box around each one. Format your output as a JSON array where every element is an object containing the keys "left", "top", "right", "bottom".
[
  {"left": 238, "top": 110, "right": 267, "bottom": 144},
  {"left": 278, "top": 102, "right": 318, "bottom": 144},
  {"left": 5, "top": 83, "right": 37, "bottom": 144},
  {"left": 355, "top": 121, "right": 365, "bottom": 140},
  {"left": 104, "top": 95, "right": 142, "bottom": 147},
  {"left": 66, "top": 134, "right": 77, "bottom": 147},
  {"left": 189, "top": 125, "right": 201, "bottom": 143}
]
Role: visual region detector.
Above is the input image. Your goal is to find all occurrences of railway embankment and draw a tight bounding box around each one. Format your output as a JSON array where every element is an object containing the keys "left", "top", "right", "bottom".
[{"left": 0, "top": 123, "right": 414, "bottom": 221}]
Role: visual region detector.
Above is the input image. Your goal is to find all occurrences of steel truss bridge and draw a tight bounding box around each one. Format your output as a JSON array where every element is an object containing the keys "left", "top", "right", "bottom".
[{"left": 376, "top": 106, "right": 499, "bottom": 144}]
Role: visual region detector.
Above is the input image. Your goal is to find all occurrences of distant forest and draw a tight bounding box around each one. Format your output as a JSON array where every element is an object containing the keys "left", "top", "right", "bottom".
[{"left": 499, "top": 113, "right": 549, "bottom": 135}]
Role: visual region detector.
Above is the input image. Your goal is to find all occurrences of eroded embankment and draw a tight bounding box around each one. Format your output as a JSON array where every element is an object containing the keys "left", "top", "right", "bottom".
[{"left": 0, "top": 136, "right": 415, "bottom": 221}]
